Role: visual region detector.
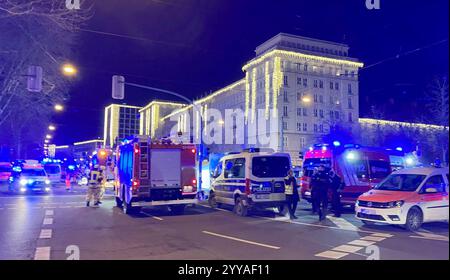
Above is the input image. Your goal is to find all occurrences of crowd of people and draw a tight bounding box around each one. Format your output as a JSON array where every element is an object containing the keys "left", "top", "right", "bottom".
[{"left": 284, "top": 165, "right": 344, "bottom": 221}]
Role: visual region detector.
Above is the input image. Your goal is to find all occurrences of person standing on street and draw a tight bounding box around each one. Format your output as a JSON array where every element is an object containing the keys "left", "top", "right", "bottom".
[
  {"left": 329, "top": 169, "right": 343, "bottom": 217},
  {"left": 310, "top": 164, "right": 331, "bottom": 221},
  {"left": 284, "top": 169, "right": 300, "bottom": 220},
  {"left": 86, "top": 166, "right": 101, "bottom": 207}
]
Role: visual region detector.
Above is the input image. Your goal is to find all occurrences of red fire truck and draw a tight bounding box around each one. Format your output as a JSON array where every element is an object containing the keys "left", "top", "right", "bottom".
[
  {"left": 115, "top": 136, "right": 198, "bottom": 215},
  {"left": 300, "top": 143, "right": 392, "bottom": 205}
]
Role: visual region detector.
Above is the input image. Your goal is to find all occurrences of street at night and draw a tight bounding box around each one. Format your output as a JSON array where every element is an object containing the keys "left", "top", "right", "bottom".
[{"left": 0, "top": 0, "right": 449, "bottom": 274}]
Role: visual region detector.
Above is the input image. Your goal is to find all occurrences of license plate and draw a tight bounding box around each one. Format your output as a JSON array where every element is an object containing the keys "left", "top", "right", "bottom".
[
  {"left": 361, "top": 208, "right": 376, "bottom": 215},
  {"left": 255, "top": 194, "right": 270, "bottom": 200},
  {"left": 32, "top": 188, "right": 41, "bottom": 191}
]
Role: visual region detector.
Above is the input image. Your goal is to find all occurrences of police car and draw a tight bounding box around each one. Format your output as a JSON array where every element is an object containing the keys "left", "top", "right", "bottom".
[
  {"left": 9, "top": 162, "right": 52, "bottom": 193},
  {"left": 208, "top": 148, "right": 291, "bottom": 216},
  {"left": 355, "top": 167, "right": 449, "bottom": 231}
]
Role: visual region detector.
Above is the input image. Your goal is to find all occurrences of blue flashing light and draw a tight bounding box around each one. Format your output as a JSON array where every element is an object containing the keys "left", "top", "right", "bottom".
[
  {"left": 12, "top": 166, "right": 22, "bottom": 172},
  {"left": 345, "top": 151, "right": 358, "bottom": 161},
  {"left": 308, "top": 146, "right": 313, "bottom": 151},
  {"left": 333, "top": 141, "right": 341, "bottom": 147},
  {"left": 396, "top": 147, "right": 403, "bottom": 152},
  {"left": 405, "top": 157, "right": 415, "bottom": 166},
  {"left": 68, "top": 165, "right": 75, "bottom": 170}
]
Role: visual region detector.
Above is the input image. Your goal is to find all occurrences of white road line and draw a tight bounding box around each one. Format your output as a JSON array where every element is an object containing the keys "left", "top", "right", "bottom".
[
  {"left": 200, "top": 204, "right": 230, "bottom": 212},
  {"left": 332, "top": 244, "right": 364, "bottom": 253},
  {"left": 348, "top": 240, "right": 376, "bottom": 247},
  {"left": 43, "top": 207, "right": 56, "bottom": 209},
  {"left": 360, "top": 235, "right": 386, "bottom": 242},
  {"left": 410, "top": 232, "right": 449, "bottom": 242},
  {"left": 43, "top": 218, "right": 53, "bottom": 225},
  {"left": 371, "top": 233, "right": 393, "bottom": 238},
  {"left": 72, "top": 205, "right": 85, "bottom": 208},
  {"left": 202, "top": 230, "right": 280, "bottom": 250},
  {"left": 45, "top": 210, "right": 54, "bottom": 216},
  {"left": 315, "top": 250, "right": 348, "bottom": 259},
  {"left": 39, "top": 229, "right": 53, "bottom": 239},
  {"left": 141, "top": 212, "right": 164, "bottom": 221},
  {"left": 34, "top": 247, "right": 51, "bottom": 260},
  {"left": 327, "top": 216, "right": 359, "bottom": 230},
  {"left": 58, "top": 206, "right": 73, "bottom": 208}
]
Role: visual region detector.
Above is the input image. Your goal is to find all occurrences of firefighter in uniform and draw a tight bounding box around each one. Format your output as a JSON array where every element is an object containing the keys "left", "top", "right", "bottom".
[
  {"left": 284, "top": 169, "right": 300, "bottom": 220},
  {"left": 97, "top": 166, "right": 106, "bottom": 204},
  {"left": 310, "top": 164, "right": 331, "bottom": 221},
  {"left": 86, "top": 166, "right": 101, "bottom": 207},
  {"left": 329, "top": 169, "right": 343, "bottom": 217}
]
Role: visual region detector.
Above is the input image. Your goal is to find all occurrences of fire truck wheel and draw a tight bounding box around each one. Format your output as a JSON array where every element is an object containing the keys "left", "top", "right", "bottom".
[
  {"left": 115, "top": 197, "right": 123, "bottom": 208},
  {"left": 170, "top": 205, "right": 185, "bottom": 215},
  {"left": 404, "top": 207, "right": 423, "bottom": 231},
  {"left": 123, "top": 200, "right": 135, "bottom": 215},
  {"left": 234, "top": 197, "right": 249, "bottom": 217}
]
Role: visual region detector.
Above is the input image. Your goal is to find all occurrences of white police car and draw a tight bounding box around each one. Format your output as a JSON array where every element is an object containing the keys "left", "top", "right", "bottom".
[
  {"left": 208, "top": 149, "right": 291, "bottom": 216},
  {"left": 9, "top": 164, "right": 51, "bottom": 194}
]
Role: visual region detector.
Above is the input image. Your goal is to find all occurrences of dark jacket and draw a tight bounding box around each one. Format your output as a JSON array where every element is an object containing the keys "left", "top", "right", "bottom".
[
  {"left": 311, "top": 171, "right": 330, "bottom": 192},
  {"left": 330, "top": 174, "right": 344, "bottom": 192}
]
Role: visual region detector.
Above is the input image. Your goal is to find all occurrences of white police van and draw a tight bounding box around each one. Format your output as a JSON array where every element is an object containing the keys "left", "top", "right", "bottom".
[{"left": 208, "top": 148, "right": 291, "bottom": 216}]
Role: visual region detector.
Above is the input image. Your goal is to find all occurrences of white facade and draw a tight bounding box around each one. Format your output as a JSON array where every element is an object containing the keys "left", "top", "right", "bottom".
[{"left": 142, "top": 33, "right": 364, "bottom": 166}]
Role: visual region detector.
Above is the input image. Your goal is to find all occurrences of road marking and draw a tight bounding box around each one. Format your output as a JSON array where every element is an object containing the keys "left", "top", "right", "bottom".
[
  {"left": 348, "top": 240, "right": 375, "bottom": 247},
  {"left": 43, "top": 218, "right": 53, "bottom": 225},
  {"left": 371, "top": 233, "right": 393, "bottom": 238},
  {"left": 410, "top": 232, "right": 449, "bottom": 242},
  {"left": 360, "top": 235, "right": 386, "bottom": 242},
  {"left": 332, "top": 244, "right": 364, "bottom": 253},
  {"left": 34, "top": 247, "right": 51, "bottom": 260},
  {"left": 43, "top": 206, "right": 56, "bottom": 209},
  {"left": 39, "top": 229, "right": 53, "bottom": 239},
  {"left": 58, "top": 206, "right": 73, "bottom": 208},
  {"left": 45, "top": 210, "right": 54, "bottom": 216},
  {"left": 315, "top": 250, "right": 348, "bottom": 259},
  {"left": 141, "top": 212, "right": 164, "bottom": 221},
  {"left": 202, "top": 230, "right": 280, "bottom": 250},
  {"left": 327, "top": 215, "right": 359, "bottom": 230}
]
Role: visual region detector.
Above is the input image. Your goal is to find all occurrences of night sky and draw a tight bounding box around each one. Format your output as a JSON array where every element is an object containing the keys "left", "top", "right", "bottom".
[{"left": 53, "top": 0, "right": 449, "bottom": 145}]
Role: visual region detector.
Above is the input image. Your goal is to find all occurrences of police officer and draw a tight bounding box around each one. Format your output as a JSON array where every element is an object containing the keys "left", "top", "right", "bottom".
[
  {"left": 310, "top": 164, "right": 330, "bottom": 221},
  {"left": 284, "top": 169, "right": 300, "bottom": 220},
  {"left": 329, "top": 169, "right": 343, "bottom": 217},
  {"left": 86, "top": 166, "right": 101, "bottom": 207}
]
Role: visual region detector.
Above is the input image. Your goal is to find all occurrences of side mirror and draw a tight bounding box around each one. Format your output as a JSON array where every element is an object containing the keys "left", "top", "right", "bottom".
[{"left": 424, "top": 187, "right": 438, "bottom": 193}]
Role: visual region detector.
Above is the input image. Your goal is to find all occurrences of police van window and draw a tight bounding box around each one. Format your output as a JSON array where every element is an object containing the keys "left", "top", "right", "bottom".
[
  {"left": 369, "top": 160, "right": 391, "bottom": 179},
  {"left": 213, "top": 162, "right": 223, "bottom": 178},
  {"left": 224, "top": 158, "right": 245, "bottom": 178},
  {"left": 423, "top": 175, "right": 446, "bottom": 193},
  {"left": 253, "top": 156, "right": 290, "bottom": 178}
]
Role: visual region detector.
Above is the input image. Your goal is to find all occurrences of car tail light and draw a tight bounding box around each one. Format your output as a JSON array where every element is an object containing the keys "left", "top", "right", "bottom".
[
  {"left": 191, "top": 149, "right": 196, "bottom": 154},
  {"left": 192, "top": 179, "right": 197, "bottom": 185},
  {"left": 132, "top": 179, "right": 140, "bottom": 191},
  {"left": 245, "top": 178, "right": 251, "bottom": 195}
]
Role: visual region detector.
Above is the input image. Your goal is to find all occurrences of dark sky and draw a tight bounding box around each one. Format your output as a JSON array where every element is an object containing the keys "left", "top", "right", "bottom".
[{"left": 53, "top": 0, "right": 449, "bottom": 145}]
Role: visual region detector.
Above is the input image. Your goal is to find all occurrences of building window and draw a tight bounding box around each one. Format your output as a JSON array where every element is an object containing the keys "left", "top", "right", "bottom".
[
  {"left": 304, "top": 64, "right": 308, "bottom": 72},
  {"left": 314, "top": 124, "right": 318, "bottom": 132},
  {"left": 314, "top": 80, "right": 318, "bottom": 88},
  {"left": 303, "top": 123, "right": 307, "bottom": 131},
  {"left": 319, "top": 124, "right": 324, "bottom": 132},
  {"left": 297, "top": 77, "right": 302, "bottom": 85},
  {"left": 297, "top": 92, "right": 302, "bottom": 101},
  {"left": 348, "top": 84, "right": 352, "bottom": 94},
  {"left": 319, "top": 109, "right": 324, "bottom": 118},
  {"left": 284, "top": 75, "right": 288, "bottom": 86},
  {"left": 297, "top": 123, "right": 302, "bottom": 131},
  {"left": 283, "top": 91, "right": 289, "bottom": 102},
  {"left": 314, "top": 109, "right": 318, "bottom": 117},
  {"left": 300, "top": 137, "right": 306, "bottom": 149},
  {"left": 348, "top": 112, "right": 353, "bottom": 122},
  {"left": 335, "top": 111, "right": 340, "bottom": 119},
  {"left": 330, "top": 111, "right": 334, "bottom": 119},
  {"left": 348, "top": 97, "right": 353, "bottom": 109},
  {"left": 283, "top": 106, "right": 288, "bottom": 117},
  {"left": 282, "top": 122, "right": 288, "bottom": 130},
  {"left": 283, "top": 136, "right": 288, "bottom": 147},
  {"left": 314, "top": 93, "right": 318, "bottom": 103},
  {"left": 319, "top": 80, "right": 324, "bottom": 88},
  {"left": 330, "top": 82, "right": 334, "bottom": 90},
  {"left": 297, "top": 108, "right": 302, "bottom": 116},
  {"left": 296, "top": 63, "right": 302, "bottom": 71},
  {"left": 335, "top": 82, "right": 339, "bottom": 90},
  {"left": 303, "top": 78, "right": 308, "bottom": 87}
]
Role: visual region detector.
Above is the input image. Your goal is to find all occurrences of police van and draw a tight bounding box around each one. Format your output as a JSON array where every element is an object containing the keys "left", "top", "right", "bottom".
[{"left": 208, "top": 148, "right": 291, "bottom": 216}]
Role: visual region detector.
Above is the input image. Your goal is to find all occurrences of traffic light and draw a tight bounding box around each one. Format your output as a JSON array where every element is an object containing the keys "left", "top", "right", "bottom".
[
  {"left": 27, "top": 66, "right": 43, "bottom": 92},
  {"left": 112, "top": 75, "right": 125, "bottom": 99}
]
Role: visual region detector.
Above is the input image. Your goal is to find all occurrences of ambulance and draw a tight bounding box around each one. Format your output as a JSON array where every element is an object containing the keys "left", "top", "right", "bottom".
[
  {"left": 356, "top": 167, "right": 449, "bottom": 231},
  {"left": 115, "top": 136, "right": 198, "bottom": 215},
  {"left": 300, "top": 143, "right": 392, "bottom": 205},
  {"left": 208, "top": 148, "right": 292, "bottom": 216}
]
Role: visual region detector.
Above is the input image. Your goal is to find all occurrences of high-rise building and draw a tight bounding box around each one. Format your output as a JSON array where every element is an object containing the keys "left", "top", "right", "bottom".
[{"left": 104, "top": 104, "right": 142, "bottom": 148}]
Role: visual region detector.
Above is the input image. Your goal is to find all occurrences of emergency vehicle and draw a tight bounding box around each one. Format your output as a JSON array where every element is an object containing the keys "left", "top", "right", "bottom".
[
  {"left": 300, "top": 143, "right": 392, "bottom": 205},
  {"left": 8, "top": 161, "right": 51, "bottom": 193},
  {"left": 115, "top": 136, "right": 198, "bottom": 215},
  {"left": 356, "top": 167, "right": 449, "bottom": 231},
  {"left": 42, "top": 161, "right": 62, "bottom": 185},
  {"left": 0, "top": 162, "right": 12, "bottom": 182},
  {"left": 208, "top": 148, "right": 292, "bottom": 216}
]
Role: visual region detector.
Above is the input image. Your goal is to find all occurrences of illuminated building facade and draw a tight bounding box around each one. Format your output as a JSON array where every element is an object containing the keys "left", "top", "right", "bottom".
[{"left": 104, "top": 104, "right": 142, "bottom": 148}]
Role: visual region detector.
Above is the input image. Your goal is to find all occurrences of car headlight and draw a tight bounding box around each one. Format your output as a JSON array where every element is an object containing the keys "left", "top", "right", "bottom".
[
  {"left": 388, "top": 200, "right": 404, "bottom": 208},
  {"left": 355, "top": 200, "right": 359, "bottom": 207},
  {"left": 20, "top": 179, "right": 28, "bottom": 186},
  {"left": 45, "top": 179, "right": 51, "bottom": 185}
]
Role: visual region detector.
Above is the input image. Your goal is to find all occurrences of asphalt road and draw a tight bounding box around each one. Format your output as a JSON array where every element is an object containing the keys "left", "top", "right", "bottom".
[{"left": 0, "top": 183, "right": 448, "bottom": 260}]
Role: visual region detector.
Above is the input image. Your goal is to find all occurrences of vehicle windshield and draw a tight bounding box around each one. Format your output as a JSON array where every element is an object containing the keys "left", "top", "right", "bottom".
[
  {"left": 252, "top": 156, "right": 291, "bottom": 178},
  {"left": 44, "top": 165, "right": 61, "bottom": 174},
  {"left": 0, "top": 166, "right": 11, "bottom": 173},
  {"left": 375, "top": 174, "right": 426, "bottom": 191},
  {"left": 21, "top": 169, "right": 46, "bottom": 177},
  {"left": 303, "top": 158, "right": 332, "bottom": 177}
]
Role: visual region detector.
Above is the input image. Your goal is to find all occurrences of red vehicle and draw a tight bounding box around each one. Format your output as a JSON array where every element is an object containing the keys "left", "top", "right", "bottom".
[
  {"left": 300, "top": 144, "right": 392, "bottom": 205},
  {"left": 0, "top": 162, "right": 12, "bottom": 182},
  {"left": 115, "top": 136, "right": 198, "bottom": 215}
]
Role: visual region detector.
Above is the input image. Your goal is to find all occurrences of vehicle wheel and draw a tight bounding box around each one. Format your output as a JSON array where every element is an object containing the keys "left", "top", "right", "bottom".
[
  {"left": 404, "top": 207, "right": 423, "bottom": 231},
  {"left": 208, "top": 193, "right": 218, "bottom": 209},
  {"left": 170, "top": 205, "right": 186, "bottom": 215},
  {"left": 122, "top": 199, "right": 135, "bottom": 214},
  {"left": 234, "top": 197, "right": 249, "bottom": 217},
  {"left": 115, "top": 196, "right": 123, "bottom": 208}
]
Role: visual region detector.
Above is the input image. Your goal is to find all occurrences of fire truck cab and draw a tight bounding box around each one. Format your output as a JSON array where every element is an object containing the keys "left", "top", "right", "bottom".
[
  {"left": 115, "top": 137, "right": 198, "bottom": 215},
  {"left": 300, "top": 143, "right": 392, "bottom": 205}
]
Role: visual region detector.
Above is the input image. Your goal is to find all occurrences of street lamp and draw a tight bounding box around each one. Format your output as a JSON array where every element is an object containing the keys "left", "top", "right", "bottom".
[
  {"left": 48, "top": 125, "right": 56, "bottom": 131},
  {"left": 54, "top": 104, "right": 64, "bottom": 111},
  {"left": 301, "top": 96, "right": 311, "bottom": 103},
  {"left": 44, "top": 140, "right": 50, "bottom": 144},
  {"left": 46, "top": 134, "right": 52, "bottom": 139},
  {"left": 61, "top": 63, "right": 77, "bottom": 76}
]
